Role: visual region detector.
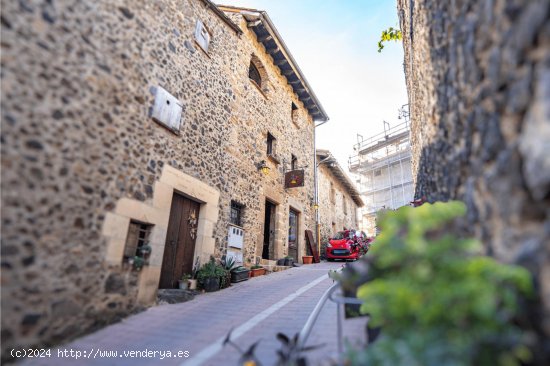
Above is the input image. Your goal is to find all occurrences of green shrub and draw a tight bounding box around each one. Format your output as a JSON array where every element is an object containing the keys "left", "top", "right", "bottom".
[
  {"left": 196, "top": 256, "right": 228, "bottom": 288},
  {"left": 347, "top": 201, "right": 533, "bottom": 366}
]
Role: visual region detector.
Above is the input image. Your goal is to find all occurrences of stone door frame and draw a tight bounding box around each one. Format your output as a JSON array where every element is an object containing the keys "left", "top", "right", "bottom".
[{"left": 101, "top": 165, "right": 219, "bottom": 304}]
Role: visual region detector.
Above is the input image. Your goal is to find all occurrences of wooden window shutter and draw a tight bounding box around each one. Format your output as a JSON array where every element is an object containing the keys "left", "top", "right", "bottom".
[{"left": 195, "top": 20, "right": 210, "bottom": 53}]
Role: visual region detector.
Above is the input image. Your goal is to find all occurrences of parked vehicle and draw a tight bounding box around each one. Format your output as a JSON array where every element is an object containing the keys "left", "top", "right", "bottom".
[{"left": 326, "top": 230, "right": 372, "bottom": 261}]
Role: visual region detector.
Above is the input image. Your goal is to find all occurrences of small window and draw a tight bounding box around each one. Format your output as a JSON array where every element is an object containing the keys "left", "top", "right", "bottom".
[
  {"left": 249, "top": 62, "right": 262, "bottom": 87},
  {"left": 330, "top": 182, "right": 336, "bottom": 204},
  {"left": 374, "top": 169, "right": 382, "bottom": 176},
  {"left": 343, "top": 197, "right": 347, "bottom": 215},
  {"left": 291, "top": 154, "right": 298, "bottom": 170},
  {"left": 230, "top": 201, "right": 244, "bottom": 227},
  {"left": 123, "top": 221, "right": 153, "bottom": 262},
  {"left": 291, "top": 102, "right": 298, "bottom": 123},
  {"left": 267, "top": 132, "right": 276, "bottom": 156},
  {"left": 195, "top": 20, "right": 211, "bottom": 53}
]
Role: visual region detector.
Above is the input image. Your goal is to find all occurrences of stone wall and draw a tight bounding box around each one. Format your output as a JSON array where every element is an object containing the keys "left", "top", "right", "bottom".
[
  {"left": 317, "top": 164, "right": 359, "bottom": 251},
  {"left": 0, "top": 0, "right": 318, "bottom": 357},
  {"left": 398, "top": 0, "right": 550, "bottom": 359}
]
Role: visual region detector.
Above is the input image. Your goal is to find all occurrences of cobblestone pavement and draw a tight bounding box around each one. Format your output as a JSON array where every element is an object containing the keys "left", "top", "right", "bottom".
[{"left": 20, "top": 262, "right": 368, "bottom": 366}]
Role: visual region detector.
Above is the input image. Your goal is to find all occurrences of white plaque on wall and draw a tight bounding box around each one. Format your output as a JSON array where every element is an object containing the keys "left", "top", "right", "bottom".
[
  {"left": 227, "top": 250, "right": 243, "bottom": 266},
  {"left": 151, "top": 86, "right": 183, "bottom": 133}
]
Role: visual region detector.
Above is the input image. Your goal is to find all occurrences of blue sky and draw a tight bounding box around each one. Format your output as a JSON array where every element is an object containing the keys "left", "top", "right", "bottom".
[{"left": 219, "top": 0, "right": 408, "bottom": 171}]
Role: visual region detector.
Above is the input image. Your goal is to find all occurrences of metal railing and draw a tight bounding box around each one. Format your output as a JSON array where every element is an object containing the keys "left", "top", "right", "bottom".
[{"left": 297, "top": 280, "right": 366, "bottom": 364}]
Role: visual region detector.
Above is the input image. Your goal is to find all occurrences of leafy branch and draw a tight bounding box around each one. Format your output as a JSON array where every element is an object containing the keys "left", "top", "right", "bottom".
[{"left": 377, "top": 26, "right": 402, "bottom": 53}]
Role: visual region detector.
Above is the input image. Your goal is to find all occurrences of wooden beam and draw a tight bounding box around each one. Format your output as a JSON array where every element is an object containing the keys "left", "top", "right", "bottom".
[
  {"left": 275, "top": 59, "right": 288, "bottom": 66},
  {"left": 266, "top": 46, "right": 280, "bottom": 54},
  {"left": 247, "top": 20, "right": 261, "bottom": 27},
  {"left": 282, "top": 69, "right": 295, "bottom": 76},
  {"left": 258, "top": 34, "right": 273, "bottom": 42}
]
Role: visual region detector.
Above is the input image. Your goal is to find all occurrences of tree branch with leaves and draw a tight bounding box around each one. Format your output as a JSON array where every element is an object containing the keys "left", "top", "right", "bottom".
[{"left": 377, "top": 26, "right": 402, "bottom": 52}]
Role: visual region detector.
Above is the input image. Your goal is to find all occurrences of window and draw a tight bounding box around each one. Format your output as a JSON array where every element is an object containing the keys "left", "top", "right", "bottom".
[
  {"left": 291, "top": 102, "right": 298, "bottom": 123},
  {"left": 374, "top": 169, "right": 382, "bottom": 176},
  {"left": 291, "top": 154, "right": 298, "bottom": 170},
  {"left": 343, "top": 197, "right": 347, "bottom": 215},
  {"left": 267, "top": 132, "right": 276, "bottom": 156},
  {"left": 330, "top": 182, "right": 336, "bottom": 204},
  {"left": 249, "top": 61, "right": 262, "bottom": 87},
  {"left": 194, "top": 20, "right": 211, "bottom": 53},
  {"left": 123, "top": 221, "right": 153, "bottom": 262},
  {"left": 230, "top": 200, "right": 244, "bottom": 227}
]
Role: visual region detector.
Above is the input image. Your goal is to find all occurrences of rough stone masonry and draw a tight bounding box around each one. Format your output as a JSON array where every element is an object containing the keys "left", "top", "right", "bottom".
[{"left": 398, "top": 0, "right": 549, "bottom": 361}]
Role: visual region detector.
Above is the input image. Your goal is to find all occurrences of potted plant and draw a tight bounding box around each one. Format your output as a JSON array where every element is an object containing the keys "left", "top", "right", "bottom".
[
  {"left": 188, "top": 256, "right": 200, "bottom": 290},
  {"left": 178, "top": 273, "right": 191, "bottom": 290},
  {"left": 302, "top": 255, "right": 313, "bottom": 264},
  {"left": 250, "top": 265, "right": 266, "bottom": 277},
  {"left": 221, "top": 255, "right": 238, "bottom": 288},
  {"left": 197, "top": 257, "right": 226, "bottom": 292},
  {"left": 131, "top": 256, "right": 145, "bottom": 271},
  {"left": 231, "top": 266, "right": 250, "bottom": 283}
]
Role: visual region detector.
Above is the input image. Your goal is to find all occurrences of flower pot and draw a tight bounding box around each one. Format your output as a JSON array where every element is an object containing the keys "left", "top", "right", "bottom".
[
  {"left": 188, "top": 279, "right": 197, "bottom": 290},
  {"left": 202, "top": 277, "right": 220, "bottom": 292},
  {"left": 302, "top": 255, "right": 313, "bottom": 265},
  {"left": 231, "top": 268, "right": 250, "bottom": 283},
  {"left": 250, "top": 268, "right": 266, "bottom": 277},
  {"left": 178, "top": 280, "right": 189, "bottom": 290},
  {"left": 283, "top": 258, "right": 294, "bottom": 266},
  {"left": 276, "top": 258, "right": 285, "bottom": 266}
]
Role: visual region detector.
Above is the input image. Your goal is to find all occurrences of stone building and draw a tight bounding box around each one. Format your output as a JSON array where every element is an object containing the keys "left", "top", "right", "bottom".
[
  {"left": 0, "top": 0, "right": 328, "bottom": 356},
  {"left": 398, "top": 0, "right": 549, "bottom": 361},
  {"left": 348, "top": 120, "right": 414, "bottom": 236},
  {"left": 316, "top": 150, "right": 363, "bottom": 251}
]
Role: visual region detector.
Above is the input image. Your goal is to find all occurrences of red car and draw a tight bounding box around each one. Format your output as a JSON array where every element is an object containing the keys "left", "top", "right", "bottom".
[{"left": 326, "top": 230, "right": 371, "bottom": 261}]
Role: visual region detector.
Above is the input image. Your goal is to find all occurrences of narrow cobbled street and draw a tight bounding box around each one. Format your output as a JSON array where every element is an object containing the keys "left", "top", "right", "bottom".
[{"left": 21, "top": 262, "right": 367, "bottom": 366}]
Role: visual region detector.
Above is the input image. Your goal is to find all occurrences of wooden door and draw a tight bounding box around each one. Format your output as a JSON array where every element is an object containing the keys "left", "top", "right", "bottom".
[
  {"left": 288, "top": 209, "right": 299, "bottom": 261},
  {"left": 159, "top": 193, "right": 200, "bottom": 289},
  {"left": 262, "top": 200, "right": 276, "bottom": 260}
]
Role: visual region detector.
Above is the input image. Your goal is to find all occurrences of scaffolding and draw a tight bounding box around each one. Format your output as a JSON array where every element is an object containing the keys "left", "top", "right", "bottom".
[{"left": 349, "top": 120, "right": 414, "bottom": 236}]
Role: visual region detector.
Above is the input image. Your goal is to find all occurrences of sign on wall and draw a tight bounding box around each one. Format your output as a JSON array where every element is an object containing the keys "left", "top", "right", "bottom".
[
  {"left": 285, "top": 169, "right": 305, "bottom": 188},
  {"left": 151, "top": 86, "right": 183, "bottom": 134}
]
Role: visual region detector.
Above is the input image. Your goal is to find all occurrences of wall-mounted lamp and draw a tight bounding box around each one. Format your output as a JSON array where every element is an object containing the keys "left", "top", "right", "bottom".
[
  {"left": 258, "top": 160, "right": 270, "bottom": 176},
  {"left": 313, "top": 202, "right": 319, "bottom": 210}
]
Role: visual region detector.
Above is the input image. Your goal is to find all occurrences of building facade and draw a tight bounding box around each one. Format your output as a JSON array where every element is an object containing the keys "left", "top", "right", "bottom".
[
  {"left": 316, "top": 150, "right": 363, "bottom": 252},
  {"left": 0, "top": 0, "right": 328, "bottom": 356},
  {"left": 348, "top": 121, "right": 414, "bottom": 236}
]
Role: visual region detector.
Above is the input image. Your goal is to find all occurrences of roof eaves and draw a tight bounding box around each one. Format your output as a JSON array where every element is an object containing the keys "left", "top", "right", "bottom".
[
  {"left": 258, "top": 11, "right": 329, "bottom": 122},
  {"left": 316, "top": 150, "right": 364, "bottom": 207},
  {"left": 218, "top": 5, "right": 329, "bottom": 122},
  {"left": 200, "top": 0, "right": 243, "bottom": 35}
]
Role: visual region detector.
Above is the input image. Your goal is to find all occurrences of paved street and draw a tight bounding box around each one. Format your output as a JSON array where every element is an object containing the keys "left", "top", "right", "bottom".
[{"left": 20, "top": 262, "right": 368, "bottom": 366}]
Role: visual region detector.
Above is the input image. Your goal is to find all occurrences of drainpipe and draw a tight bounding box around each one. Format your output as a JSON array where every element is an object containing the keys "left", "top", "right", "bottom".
[{"left": 314, "top": 120, "right": 328, "bottom": 257}]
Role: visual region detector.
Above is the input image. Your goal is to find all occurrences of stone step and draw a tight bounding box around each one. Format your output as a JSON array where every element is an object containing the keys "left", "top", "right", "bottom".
[
  {"left": 157, "top": 289, "right": 198, "bottom": 305},
  {"left": 263, "top": 264, "right": 292, "bottom": 273},
  {"left": 259, "top": 258, "right": 277, "bottom": 266}
]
